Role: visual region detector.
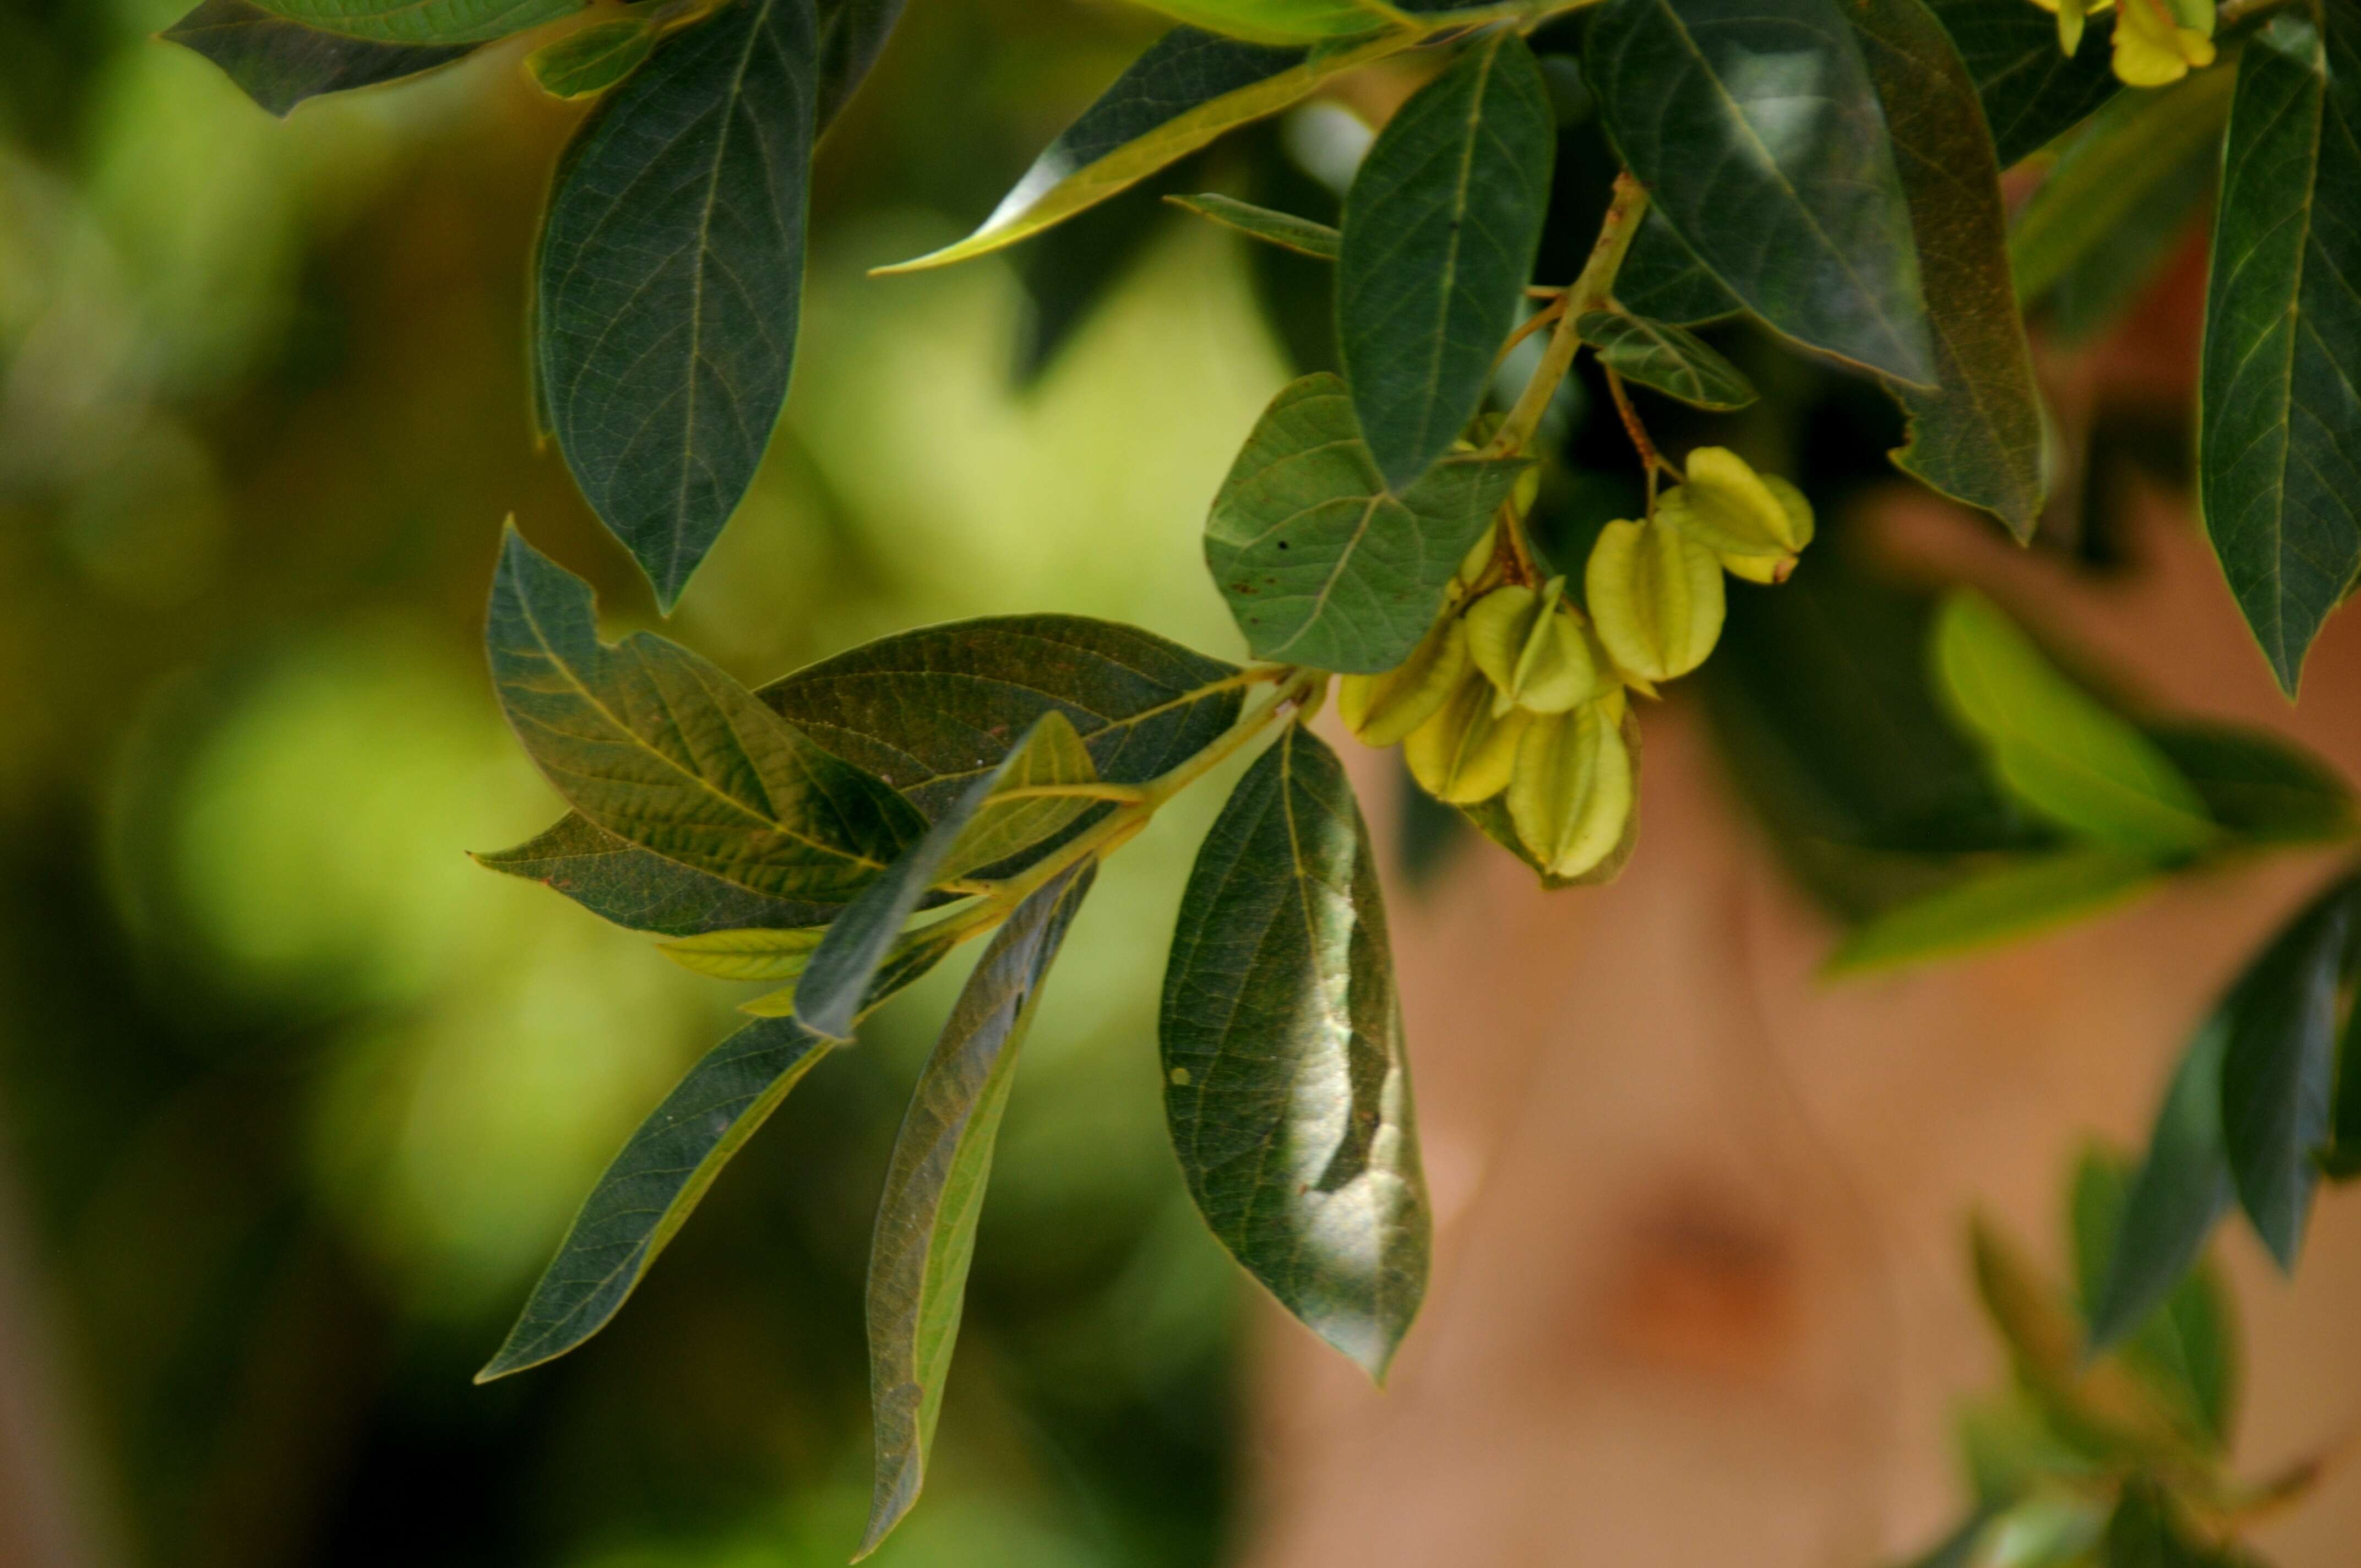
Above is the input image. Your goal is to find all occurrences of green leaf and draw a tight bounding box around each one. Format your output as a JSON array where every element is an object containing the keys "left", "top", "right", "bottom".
[
  {"left": 1851, "top": 0, "right": 2049, "bottom": 541},
  {"left": 2010, "top": 72, "right": 2231, "bottom": 315},
  {"left": 486, "top": 527, "right": 924, "bottom": 910},
  {"left": 2144, "top": 723, "right": 2355, "bottom": 846},
  {"left": 2087, "top": 1020, "right": 2233, "bottom": 1359},
  {"left": 1128, "top": 0, "right": 1409, "bottom": 45},
  {"left": 795, "top": 712, "right": 1098, "bottom": 1041},
  {"left": 1205, "top": 373, "right": 1528, "bottom": 672},
  {"left": 814, "top": 0, "right": 904, "bottom": 132},
  {"left": 2072, "top": 1145, "right": 2238, "bottom": 1449},
  {"left": 2199, "top": 10, "right": 2361, "bottom": 695},
  {"left": 877, "top": 27, "right": 1412, "bottom": 273},
  {"left": 1586, "top": 0, "right": 1936, "bottom": 385},
  {"left": 1611, "top": 210, "right": 1744, "bottom": 328},
  {"left": 1895, "top": 1513, "right": 1996, "bottom": 1568},
  {"left": 1933, "top": 591, "right": 2217, "bottom": 859},
  {"left": 526, "top": 14, "right": 660, "bottom": 98},
  {"left": 1822, "top": 848, "right": 2161, "bottom": 977},
  {"left": 858, "top": 863, "right": 1095, "bottom": 1558},
  {"left": 2099, "top": 1478, "right": 2213, "bottom": 1568},
  {"left": 1921, "top": 0, "right": 2116, "bottom": 167},
  {"left": 2332, "top": 983, "right": 2361, "bottom": 1180},
  {"left": 1167, "top": 192, "right": 1340, "bottom": 258},
  {"left": 537, "top": 0, "right": 817, "bottom": 608},
  {"left": 658, "top": 924, "right": 824, "bottom": 982},
  {"left": 162, "top": 0, "right": 471, "bottom": 116},
  {"left": 476, "top": 925, "right": 958, "bottom": 1382},
  {"left": 1574, "top": 311, "right": 1755, "bottom": 410},
  {"left": 475, "top": 813, "right": 847, "bottom": 935},
  {"left": 244, "top": 0, "right": 578, "bottom": 43},
  {"left": 1337, "top": 30, "right": 1554, "bottom": 491},
  {"left": 1161, "top": 725, "right": 1428, "bottom": 1378},
  {"left": 2220, "top": 874, "right": 2359, "bottom": 1269}
]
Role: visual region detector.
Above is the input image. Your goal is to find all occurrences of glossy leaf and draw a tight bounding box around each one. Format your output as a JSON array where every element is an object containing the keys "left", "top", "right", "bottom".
[
  {"left": 1337, "top": 30, "right": 1554, "bottom": 490},
  {"left": 162, "top": 0, "right": 470, "bottom": 116},
  {"left": 2087, "top": 1020, "right": 2233, "bottom": 1358},
  {"left": 1823, "top": 848, "right": 2159, "bottom": 977},
  {"left": 486, "top": 529, "right": 924, "bottom": 910},
  {"left": 814, "top": 0, "right": 904, "bottom": 132},
  {"left": 1129, "top": 0, "right": 1408, "bottom": 45},
  {"left": 526, "top": 14, "right": 660, "bottom": 98},
  {"left": 1574, "top": 311, "right": 1755, "bottom": 410},
  {"left": 1852, "top": 0, "right": 2048, "bottom": 540},
  {"left": 859, "top": 864, "right": 1095, "bottom": 1558},
  {"left": 1205, "top": 373, "right": 1528, "bottom": 672},
  {"left": 878, "top": 27, "right": 1410, "bottom": 273},
  {"left": 2145, "top": 723, "right": 2355, "bottom": 846},
  {"left": 1921, "top": 0, "right": 2115, "bottom": 167},
  {"left": 1933, "top": 592, "right": 2217, "bottom": 859},
  {"left": 1161, "top": 725, "right": 1428, "bottom": 1378},
  {"left": 475, "top": 813, "right": 846, "bottom": 935},
  {"left": 245, "top": 0, "right": 578, "bottom": 43},
  {"left": 1611, "top": 211, "right": 1743, "bottom": 328},
  {"left": 1587, "top": 0, "right": 1935, "bottom": 385},
  {"left": 2200, "top": 10, "right": 2361, "bottom": 694},
  {"left": 2220, "top": 875, "right": 2359, "bottom": 1269},
  {"left": 796, "top": 712, "right": 1097, "bottom": 1041},
  {"left": 1167, "top": 193, "right": 1340, "bottom": 258},
  {"left": 537, "top": 0, "right": 817, "bottom": 607}
]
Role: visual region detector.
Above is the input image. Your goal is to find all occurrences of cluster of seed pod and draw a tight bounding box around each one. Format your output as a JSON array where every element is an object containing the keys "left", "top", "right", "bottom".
[{"left": 1338, "top": 447, "right": 1814, "bottom": 882}]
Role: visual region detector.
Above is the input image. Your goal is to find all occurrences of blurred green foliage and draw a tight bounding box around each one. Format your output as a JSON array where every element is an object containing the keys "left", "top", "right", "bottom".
[{"left": 0, "top": 2, "right": 1308, "bottom": 1562}]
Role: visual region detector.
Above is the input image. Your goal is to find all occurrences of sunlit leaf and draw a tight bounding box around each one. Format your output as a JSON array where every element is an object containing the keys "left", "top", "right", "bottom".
[
  {"left": 858, "top": 863, "right": 1095, "bottom": 1558},
  {"left": 1161, "top": 725, "right": 1428, "bottom": 1378},
  {"left": 245, "top": 0, "right": 579, "bottom": 43},
  {"left": 1823, "top": 848, "right": 2160, "bottom": 977},
  {"left": 1337, "top": 29, "right": 1554, "bottom": 490},
  {"left": 1205, "top": 373, "right": 1528, "bottom": 672},
  {"left": 1574, "top": 311, "right": 1755, "bottom": 410},
  {"left": 163, "top": 0, "right": 471, "bottom": 116},
  {"left": 1167, "top": 192, "right": 1340, "bottom": 258},
  {"left": 537, "top": 0, "right": 817, "bottom": 607},
  {"left": 657, "top": 924, "right": 824, "bottom": 982},
  {"left": 2199, "top": 10, "right": 2361, "bottom": 694},
  {"left": 1128, "top": 0, "right": 1409, "bottom": 45}
]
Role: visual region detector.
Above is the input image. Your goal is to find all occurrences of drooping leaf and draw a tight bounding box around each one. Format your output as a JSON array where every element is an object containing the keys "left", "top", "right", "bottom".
[
  {"left": 1920, "top": 0, "right": 2116, "bottom": 167},
  {"left": 1574, "top": 311, "right": 1755, "bottom": 410},
  {"left": 486, "top": 528, "right": 924, "bottom": 911},
  {"left": 813, "top": 0, "right": 904, "bottom": 132},
  {"left": 858, "top": 863, "right": 1095, "bottom": 1558},
  {"left": 1611, "top": 210, "right": 1744, "bottom": 328},
  {"left": 1205, "top": 373, "right": 1528, "bottom": 672},
  {"left": 1586, "top": 0, "right": 1936, "bottom": 385},
  {"left": 162, "top": 0, "right": 471, "bottom": 116},
  {"left": 526, "top": 14, "right": 661, "bottom": 98},
  {"left": 1161, "top": 725, "right": 1428, "bottom": 1378},
  {"left": 877, "top": 26, "right": 1412, "bottom": 273},
  {"left": 243, "top": 0, "right": 578, "bottom": 43},
  {"left": 1337, "top": 30, "right": 1555, "bottom": 490},
  {"left": 1823, "top": 848, "right": 2160, "bottom": 977},
  {"left": 2072, "top": 1147, "right": 2238, "bottom": 1451},
  {"left": 2199, "top": 9, "right": 2361, "bottom": 694},
  {"left": 1933, "top": 591, "right": 2217, "bottom": 860},
  {"left": 1850, "top": 0, "right": 2049, "bottom": 540},
  {"left": 2219, "top": 874, "right": 2360, "bottom": 1269},
  {"left": 1167, "top": 192, "right": 1340, "bottom": 258},
  {"left": 2087, "top": 1020, "right": 2233, "bottom": 1358},
  {"left": 537, "top": 0, "right": 817, "bottom": 607},
  {"left": 475, "top": 813, "right": 846, "bottom": 935},
  {"left": 2144, "top": 723, "right": 2355, "bottom": 846},
  {"left": 795, "top": 713, "right": 1099, "bottom": 1041},
  {"left": 1128, "top": 0, "right": 1408, "bottom": 46},
  {"left": 476, "top": 926, "right": 959, "bottom": 1382}
]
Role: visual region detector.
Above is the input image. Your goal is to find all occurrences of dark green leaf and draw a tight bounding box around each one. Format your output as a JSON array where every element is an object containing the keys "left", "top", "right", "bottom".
[
  {"left": 1574, "top": 311, "right": 1755, "bottom": 410},
  {"left": 2330, "top": 979, "right": 2361, "bottom": 1180},
  {"left": 2073, "top": 1145, "right": 2238, "bottom": 1449},
  {"left": 1933, "top": 591, "right": 2217, "bottom": 859},
  {"left": 879, "top": 27, "right": 1411, "bottom": 272},
  {"left": 2144, "top": 723, "right": 2355, "bottom": 846},
  {"left": 163, "top": 0, "right": 470, "bottom": 116},
  {"left": 1823, "top": 848, "right": 2159, "bottom": 977},
  {"left": 2221, "top": 874, "right": 2359, "bottom": 1268},
  {"left": 245, "top": 0, "right": 578, "bottom": 43},
  {"left": 476, "top": 922, "right": 958, "bottom": 1382},
  {"left": 475, "top": 813, "right": 844, "bottom": 935},
  {"left": 1337, "top": 30, "right": 1555, "bottom": 490},
  {"left": 814, "top": 0, "right": 903, "bottom": 132},
  {"left": 858, "top": 863, "right": 1095, "bottom": 1558},
  {"left": 1587, "top": 0, "right": 1935, "bottom": 385},
  {"left": 1611, "top": 210, "right": 1744, "bottom": 328},
  {"left": 2199, "top": 10, "right": 2361, "bottom": 694},
  {"left": 2088, "top": 1020, "right": 2233, "bottom": 1358},
  {"left": 486, "top": 528, "right": 923, "bottom": 910},
  {"left": 1161, "top": 725, "right": 1428, "bottom": 1378},
  {"left": 1850, "top": 0, "right": 2048, "bottom": 540},
  {"left": 1167, "top": 192, "right": 1340, "bottom": 258},
  {"left": 526, "top": 14, "right": 660, "bottom": 98},
  {"left": 2100, "top": 1478, "right": 2213, "bottom": 1568},
  {"left": 1205, "top": 372, "right": 1528, "bottom": 672},
  {"left": 1921, "top": 0, "right": 2116, "bottom": 167},
  {"left": 537, "top": 0, "right": 817, "bottom": 608}
]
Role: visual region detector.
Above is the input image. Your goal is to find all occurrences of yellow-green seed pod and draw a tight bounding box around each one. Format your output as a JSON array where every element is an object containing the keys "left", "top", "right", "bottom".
[
  {"left": 1658, "top": 447, "right": 1813, "bottom": 559},
  {"left": 1339, "top": 616, "right": 1469, "bottom": 749},
  {"left": 1405, "top": 677, "right": 1530, "bottom": 804},
  {"left": 1464, "top": 579, "right": 1603, "bottom": 716},
  {"left": 1512, "top": 464, "right": 1542, "bottom": 518},
  {"left": 1508, "top": 701, "right": 1633, "bottom": 880},
  {"left": 1586, "top": 516, "right": 1725, "bottom": 682},
  {"left": 1457, "top": 522, "right": 1500, "bottom": 587}
]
